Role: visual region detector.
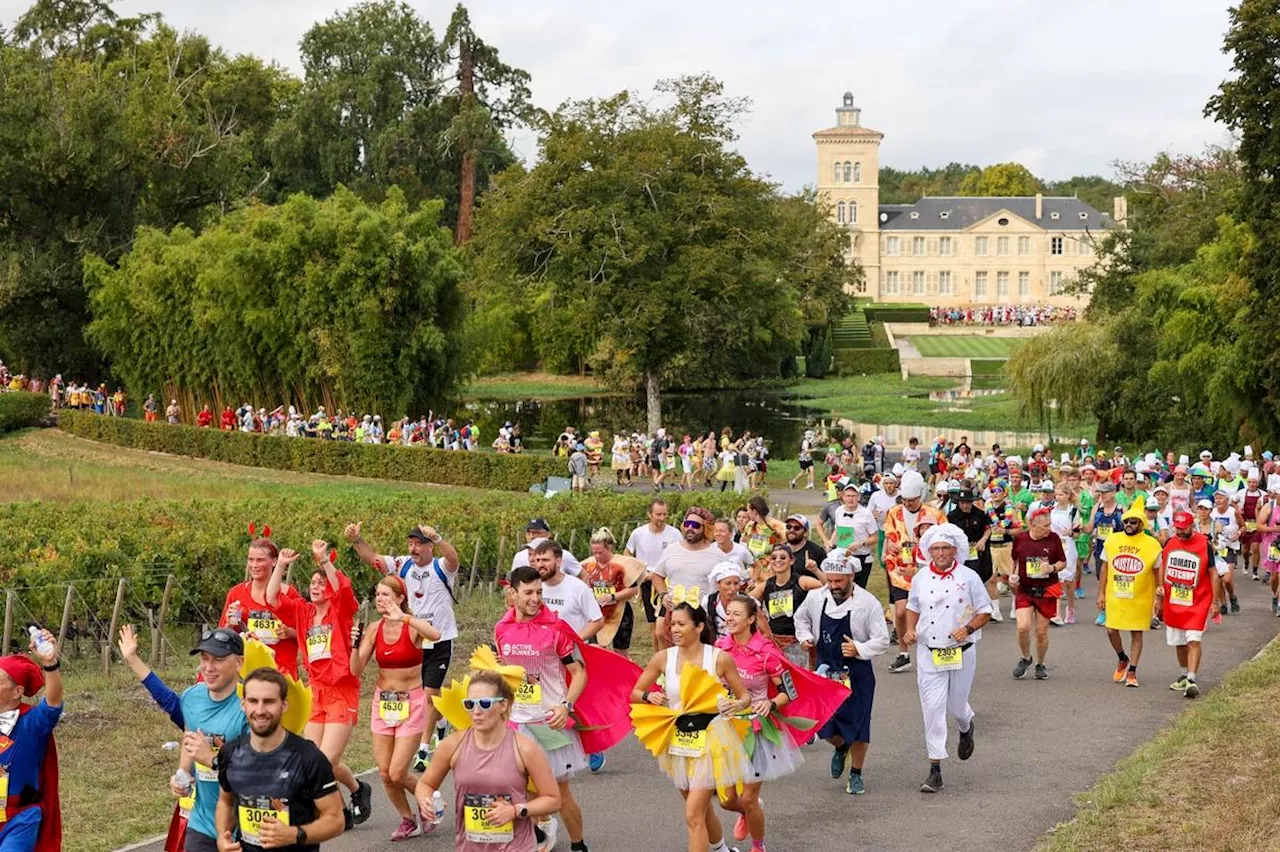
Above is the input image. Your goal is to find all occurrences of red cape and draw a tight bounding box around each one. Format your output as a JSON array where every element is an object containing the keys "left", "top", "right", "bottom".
[
  {"left": 715, "top": 632, "right": 850, "bottom": 747},
  {"left": 15, "top": 702, "right": 60, "bottom": 852},
  {"left": 496, "top": 606, "right": 642, "bottom": 754}
]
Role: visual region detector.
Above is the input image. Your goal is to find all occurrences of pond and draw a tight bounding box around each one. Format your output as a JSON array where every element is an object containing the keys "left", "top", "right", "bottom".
[{"left": 459, "top": 386, "right": 1052, "bottom": 455}]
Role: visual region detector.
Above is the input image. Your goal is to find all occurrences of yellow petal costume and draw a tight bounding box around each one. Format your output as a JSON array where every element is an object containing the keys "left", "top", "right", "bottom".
[
  {"left": 1102, "top": 500, "right": 1163, "bottom": 631},
  {"left": 238, "top": 637, "right": 311, "bottom": 734},
  {"left": 630, "top": 658, "right": 748, "bottom": 799},
  {"left": 430, "top": 647, "right": 529, "bottom": 733}
]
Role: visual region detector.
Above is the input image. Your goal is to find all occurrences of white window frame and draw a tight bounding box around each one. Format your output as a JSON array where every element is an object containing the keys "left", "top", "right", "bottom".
[
  {"left": 939, "top": 270, "right": 952, "bottom": 295},
  {"left": 1017, "top": 235, "right": 1030, "bottom": 256},
  {"left": 837, "top": 202, "right": 845, "bottom": 224},
  {"left": 1049, "top": 271, "right": 1063, "bottom": 295},
  {"left": 912, "top": 270, "right": 925, "bottom": 295},
  {"left": 975, "top": 271, "right": 988, "bottom": 299},
  {"left": 843, "top": 162, "right": 852, "bottom": 182},
  {"left": 885, "top": 271, "right": 899, "bottom": 295},
  {"left": 833, "top": 162, "right": 842, "bottom": 183},
  {"left": 912, "top": 236, "right": 926, "bottom": 256},
  {"left": 997, "top": 236, "right": 1010, "bottom": 256},
  {"left": 1018, "top": 271, "right": 1029, "bottom": 299},
  {"left": 885, "top": 236, "right": 899, "bottom": 256},
  {"left": 853, "top": 162, "right": 862, "bottom": 184},
  {"left": 975, "top": 236, "right": 988, "bottom": 257},
  {"left": 997, "top": 271, "right": 1009, "bottom": 298},
  {"left": 939, "top": 236, "right": 953, "bottom": 256},
  {"left": 849, "top": 201, "right": 858, "bottom": 225}
]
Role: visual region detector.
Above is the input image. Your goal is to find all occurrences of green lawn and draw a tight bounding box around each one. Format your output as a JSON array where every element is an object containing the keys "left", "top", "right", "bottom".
[
  {"left": 462, "top": 371, "right": 613, "bottom": 400},
  {"left": 907, "top": 335, "right": 1026, "bottom": 358}
]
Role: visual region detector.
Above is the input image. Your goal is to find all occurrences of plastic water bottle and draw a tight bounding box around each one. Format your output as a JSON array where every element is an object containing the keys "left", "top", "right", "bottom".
[
  {"left": 173, "top": 766, "right": 194, "bottom": 792},
  {"left": 431, "top": 791, "right": 445, "bottom": 822},
  {"left": 27, "top": 626, "right": 53, "bottom": 658},
  {"left": 815, "top": 663, "right": 830, "bottom": 677}
]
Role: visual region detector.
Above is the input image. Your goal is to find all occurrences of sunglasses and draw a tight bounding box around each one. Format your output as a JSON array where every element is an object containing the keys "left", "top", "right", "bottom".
[
  {"left": 462, "top": 697, "right": 507, "bottom": 711},
  {"left": 784, "top": 524, "right": 805, "bottom": 531},
  {"left": 683, "top": 520, "right": 704, "bottom": 529},
  {"left": 200, "top": 628, "right": 237, "bottom": 643}
]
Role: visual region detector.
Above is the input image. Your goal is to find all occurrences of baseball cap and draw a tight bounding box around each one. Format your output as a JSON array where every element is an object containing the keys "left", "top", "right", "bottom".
[
  {"left": 1196, "top": 498, "right": 1213, "bottom": 509},
  {"left": 785, "top": 513, "right": 810, "bottom": 529},
  {"left": 1097, "top": 481, "right": 1116, "bottom": 493},
  {"left": 526, "top": 518, "right": 551, "bottom": 533},
  {"left": 190, "top": 627, "right": 244, "bottom": 658},
  {"left": 1038, "top": 481, "right": 1055, "bottom": 492},
  {"left": 1172, "top": 510, "right": 1194, "bottom": 530},
  {"left": 407, "top": 525, "right": 434, "bottom": 542}
]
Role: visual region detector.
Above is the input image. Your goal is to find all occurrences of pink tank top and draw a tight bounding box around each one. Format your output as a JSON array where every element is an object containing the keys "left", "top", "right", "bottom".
[{"left": 453, "top": 728, "right": 535, "bottom": 851}]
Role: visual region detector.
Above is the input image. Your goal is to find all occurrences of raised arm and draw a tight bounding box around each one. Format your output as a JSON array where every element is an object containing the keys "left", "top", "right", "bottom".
[{"left": 344, "top": 522, "right": 382, "bottom": 571}]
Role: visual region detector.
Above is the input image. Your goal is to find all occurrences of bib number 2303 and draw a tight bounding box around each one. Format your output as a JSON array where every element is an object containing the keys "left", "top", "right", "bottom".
[{"left": 931, "top": 647, "right": 963, "bottom": 671}]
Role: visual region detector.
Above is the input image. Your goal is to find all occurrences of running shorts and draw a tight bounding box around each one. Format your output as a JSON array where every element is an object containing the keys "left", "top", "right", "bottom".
[
  {"left": 420, "top": 639, "right": 453, "bottom": 690},
  {"left": 370, "top": 686, "right": 427, "bottom": 738},
  {"left": 309, "top": 680, "right": 360, "bottom": 726}
]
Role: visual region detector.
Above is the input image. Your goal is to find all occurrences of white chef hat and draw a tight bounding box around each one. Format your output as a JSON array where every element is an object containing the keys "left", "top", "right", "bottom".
[
  {"left": 919, "top": 523, "right": 970, "bottom": 557},
  {"left": 899, "top": 470, "right": 927, "bottom": 500},
  {"left": 820, "top": 551, "right": 854, "bottom": 575},
  {"left": 709, "top": 561, "right": 747, "bottom": 587},
  {"left": 1179, "top": 454, "right": 1190, "bottom": 466},
  {"left": 892, "top": 462, "right": 905, "bottom": 477},
  {"left": 1244, "top": 445, "right": 1254, "bottom": 457},
  {"left": 1006, "top": 455, "right": 1024, "bottom": 468}
]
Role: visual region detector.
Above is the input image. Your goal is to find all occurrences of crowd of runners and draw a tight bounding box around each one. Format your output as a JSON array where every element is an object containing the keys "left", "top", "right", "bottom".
[{"left": 927, "top": 304, "right": 1078, "bottom": 326}]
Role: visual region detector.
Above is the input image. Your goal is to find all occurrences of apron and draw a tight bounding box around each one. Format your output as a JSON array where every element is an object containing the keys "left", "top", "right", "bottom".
[{"left": 815, "top": 597, "right": 874, "bottom": 745}]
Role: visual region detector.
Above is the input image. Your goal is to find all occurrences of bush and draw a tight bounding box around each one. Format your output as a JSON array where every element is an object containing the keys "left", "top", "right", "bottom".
[
  {"left": 834, "top": 348, "right": 901, "bottom": 375},
  {"left": 863, "top": 305, "right": 930, "bottom": 323},
  {"left": 0, "top": 392, "right": 50, "bottom": 432},
  {"left": 59, "top": 411, "right": 565, "bottom": 491},
  {"left": 0, "top": 491, "right": 748, "bottom": 627},
  {"left": 804, "top": 326, "right": 833, "bottom": 378}
]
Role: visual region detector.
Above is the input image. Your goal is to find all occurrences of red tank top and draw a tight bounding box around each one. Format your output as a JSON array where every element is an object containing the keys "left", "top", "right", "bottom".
[{"left": 374, "top": 618, "right": 421, "bottom": 669}]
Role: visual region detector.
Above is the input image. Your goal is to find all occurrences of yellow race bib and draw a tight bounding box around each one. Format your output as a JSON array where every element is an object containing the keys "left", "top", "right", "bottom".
[
  {"left": 931, "top": 647, "right": 963, "bottom": 671},
  {"left": 1025, "top": 557, "right": 1048, "bottom": 580},
  {"left": 767, "top": 590, "right": 794, "bottom": 618},
  {"left": 515, "top": 682, "right": 542, "bottom": 707},
  {"left": 0, "top": 774, "right": 8, "bottom": 823},
  {"left": 1113, "top": 575, "right": 1135, "bottom": 599},
  {"left": 592, "top": 584, "right": 617, "bottom": 602},
  {"left": 247, "top": 615, "right": 281, "bottom": 641},
  {"left": 1246, "top": 520, "right": 1258, "bottom": 533},
  {"left": 462, "top": 794, "right": 514, "bottom": 844},
  {"left": 378, "top": 691, "right": 410, "bottom": 725},
  {"left": 669, "top": 728, "right": 707, "bottom": 758},
  {"left": 967, "top": 544, "right": 978, "bottom": 561},
  {"left": 238, "top": 797, "right": 289, "bottom": 846},
  {"left": 305, "top": 625, "right": 332, "bottom": 661},
  {"left": 1169, "top": 585, "right": 1194, "bottom": 606}
]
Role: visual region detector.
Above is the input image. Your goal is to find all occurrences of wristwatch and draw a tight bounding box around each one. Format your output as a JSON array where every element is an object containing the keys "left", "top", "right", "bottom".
[
  {"left": 564, "top": 701, "right": 575, "bottom": 714},
  {"left": 518, "top": 804, "right": 530, "bottom": 819},
  {"left": 295, "top": 826, "right": 307, "bottom": 845}
]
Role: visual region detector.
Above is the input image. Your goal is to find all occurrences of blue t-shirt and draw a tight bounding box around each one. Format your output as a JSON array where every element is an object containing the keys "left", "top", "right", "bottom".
[
  {"left": 179, "top": 684, "right": 248, "bottom": 839},
  {"left": 0, "top": 700, "right": 62, "bottom": 807}
]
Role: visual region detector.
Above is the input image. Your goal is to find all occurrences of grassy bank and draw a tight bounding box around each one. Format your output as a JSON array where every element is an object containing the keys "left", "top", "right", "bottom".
[
  {"left": 1038, "top": 638, "right": 1280, "bottom": 851},
  {"left": 462, "top": 372, "right": 613, "bottom": 400},
  {"left": 908, "top": 335, "right": 1025, "bottom": 358}
]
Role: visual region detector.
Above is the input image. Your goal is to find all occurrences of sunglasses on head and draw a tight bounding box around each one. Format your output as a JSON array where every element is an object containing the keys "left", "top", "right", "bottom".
[
  {"left": 683, "top": 520, "right": 704, "bottom": 529},
  {"left": 462, "top": 697, "right": 507, "bottom": 711},
  {"left": 200, "top": 628, "right": 237, "bottom": 643}
]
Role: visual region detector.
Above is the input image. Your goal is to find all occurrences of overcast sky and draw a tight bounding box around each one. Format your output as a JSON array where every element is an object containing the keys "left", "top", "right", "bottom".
[{"left": 3, "top": 0, "right": 1237, "bottom": 191}]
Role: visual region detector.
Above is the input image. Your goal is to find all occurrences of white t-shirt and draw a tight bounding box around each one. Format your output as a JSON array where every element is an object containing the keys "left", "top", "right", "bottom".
[
  {"left": 626, "top": 524, "right": 683, "bottom": 569},
  {"left": 379, "top": 555, "right": 459, "bottom": 642},
  {"left": 540, "top": 573, "right": 603, "bottom": 634},
  {"left": 511, "top": 541, "right": 582, "bottom": 576},
  {"left": 902, "top": 446, "right": 921, "bottom": 469},
  {"left": 867, "top": 490, "right": 898, "bottom": 528},
  {"left": 712, "top": 541, "right": 754, "bottom": 571},
  {"left": 652, "top": 543, "right": 723, "bottom": 593}
]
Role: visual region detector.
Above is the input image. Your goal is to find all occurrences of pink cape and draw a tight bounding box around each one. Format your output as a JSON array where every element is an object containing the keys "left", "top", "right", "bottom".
[
  {"left": 715, "top": 632, "right": 850, "bottom": 747},
  {"left": 495, "top": 606, "right": 642, "bottom": 754}
]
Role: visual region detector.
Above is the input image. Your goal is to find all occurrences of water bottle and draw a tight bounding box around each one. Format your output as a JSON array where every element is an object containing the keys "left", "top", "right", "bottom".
[
  {"left": 815, "top": 663, "right": 830, "bottom": 677},
  {"left": 173, "top": 766, "right": 194, "bottom": 793},
  {"left": 27, "top": 626, "right": 53, "bottom": 658},
  {"left": 431, "top": 790, "right": 445, "bottom": 822}
]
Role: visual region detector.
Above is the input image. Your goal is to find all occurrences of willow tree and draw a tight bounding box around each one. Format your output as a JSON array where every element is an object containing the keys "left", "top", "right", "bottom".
[{"left": 1004, "top": 321, "right": 1116, "bottom": 442}]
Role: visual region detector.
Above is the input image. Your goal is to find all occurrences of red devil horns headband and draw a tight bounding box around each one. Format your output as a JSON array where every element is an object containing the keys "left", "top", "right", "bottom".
[{"left": 248, "top": 522, "right": 272, "bottom": 538}]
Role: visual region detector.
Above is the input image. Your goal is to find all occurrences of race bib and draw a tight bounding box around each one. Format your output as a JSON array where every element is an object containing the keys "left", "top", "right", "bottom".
[
  {"left": 247, "top": 613, "right": 281, "bottom": 642},
  {"left": 178, "top": 787, "right": 195, "bottom": 819},
  {"left": 1270, "top": 542, "right": 1280, "bottom": 562},
  {"left": 991, "top": 529, "right": 1006, "bottom": 542},
  {"left": 195, "top": 734, "right": 222, "bottom": 783},
  {"left": 836, "top": 526, "right": 856, "bottom": 549},
  {"left": 515, "top": 682, "right": 542, "bottom": 707},
  {"left": 378, "top": 691, "right": 410, "bottom": 725},
  {"left": 669, "top": 728, "right": 707, "bottom": 758},
  {"left": 1025, "top": 557, "right": 1049, "bottom": 580},
  {"left": 1246, "top": 520, "right": 1258, "bottom": 533},
  {"left": 1113, "top": 576, "right": 1135, "bottom": 599},
  {"left": 305, "top": 624, "right": 332, "bottom": 661},
  {"left": 238, "top": 796, "right": 289, "bottom": 846},
  {"left": 967, "top": 544, "right": 978, "bottom": 561},
  {"left": 1097, "top": 527, "right": 1112, "bottom": 540},
  {"left": 767, "top": 590, "right": 794, "bottom": 618},
  {"left": 592, "top": 583, "right": 616, "bottom": 602},
  {"left": 1217, "top": 546, "right": 1229, "bottom": 559},
  {"left": 931, "top": 647, "right": 963, "bottom": 671},
  {"left": 1169, "top": 585, "right": 1194, "bottom": 607},
  {"left": 0, "top": 773, "right": 8, "bottom": 822},
  {"left": 747, "top": 533, "right": 771, "bottom": 558},
  {"left": 462, "top": 793, "right": 515, "bottom": 844}
]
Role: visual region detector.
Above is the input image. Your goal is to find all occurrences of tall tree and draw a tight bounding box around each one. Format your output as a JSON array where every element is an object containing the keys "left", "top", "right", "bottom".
[
  {"left": 438, "top": 4, "right": 533, "bottom": 245},
  {"left": 469, "top": 75, "right": 852, "bottom": 429},
  {"left": 957, "top": 162, "right": 1044, "bottom": 196}
]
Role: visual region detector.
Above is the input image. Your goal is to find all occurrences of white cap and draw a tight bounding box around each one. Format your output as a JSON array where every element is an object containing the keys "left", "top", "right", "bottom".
[
  {"left": 899, "top": 470, "right": 927, "bottom": 500},
  {"left": 709, "top": 562, "right": 747, "bottom": 587},
  {"left": 1033, "top": 443, "right": 1045, "bottom": 453},
  {"left": 919, "top": 523, "right": 970, "bottom": 557}
]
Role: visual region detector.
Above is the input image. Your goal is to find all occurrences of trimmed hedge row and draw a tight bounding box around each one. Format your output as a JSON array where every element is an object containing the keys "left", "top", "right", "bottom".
[
  {"left": 0, "top": 392, "right": 50, "bottom": 432},
  {"left": 863, "top": 305, "right": 930, "bottom": 323},
  {"left": 59, "top": 410, "right": 565, "bottom": 491},
  {"left": 834, "top": 348, "right": 901, "bottom": 375}
]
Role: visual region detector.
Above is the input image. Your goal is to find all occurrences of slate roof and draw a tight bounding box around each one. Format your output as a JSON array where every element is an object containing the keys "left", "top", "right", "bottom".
[{"left": 878, "top": 196, "right": 1112, "bottom": 231}]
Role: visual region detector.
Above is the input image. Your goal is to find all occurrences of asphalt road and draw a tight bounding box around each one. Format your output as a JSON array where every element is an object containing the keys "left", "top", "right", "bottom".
[{"left": 130, "top": 570, "right": 1279, "bottom": 852}]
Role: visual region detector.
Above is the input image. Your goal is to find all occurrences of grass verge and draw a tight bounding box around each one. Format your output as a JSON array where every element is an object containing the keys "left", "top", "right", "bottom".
[
  {"left": 1037, "top": 638, "right": 1280, "bottom": 851},
  {"left": 908, "top": 335, "right": 1025, "bottom": 358},
  {"left": 462, "top": 372, "right": 613, "bottom": 400}
]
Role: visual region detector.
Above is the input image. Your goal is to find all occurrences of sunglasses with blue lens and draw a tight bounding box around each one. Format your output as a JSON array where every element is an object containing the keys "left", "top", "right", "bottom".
[{"left": 462, "top": 697, "right": 507, "bottom": 711}]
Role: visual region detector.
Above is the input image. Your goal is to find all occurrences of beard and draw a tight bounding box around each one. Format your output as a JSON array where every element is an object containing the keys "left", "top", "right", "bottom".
[
  {"left": 249, "top": 715, "right": 281, "bottom": 737},
  {"left": 786, "top": 530, "right": 805, "bottom": 545},
  {"left": 829, "top": 585, "right": 850, "bottom": 603},
  {"left": 683, "top": 528, "right": 705, "bottom": 544}
]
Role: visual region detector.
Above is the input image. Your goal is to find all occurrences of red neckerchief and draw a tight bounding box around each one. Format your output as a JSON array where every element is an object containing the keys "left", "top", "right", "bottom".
[{"left": 929, "top": 560, "right": 958, "bottom": 577}]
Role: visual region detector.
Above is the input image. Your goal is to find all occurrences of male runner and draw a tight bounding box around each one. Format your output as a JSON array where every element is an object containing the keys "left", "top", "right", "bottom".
[
  {"left": 1157, "top": 511, "right": 1221, "bottom": 699},
  {"left": 0, "top": 630, "right": 63, "bottom": 852},
  {"left": 346, "top": 522, "right": 460, "bottom": 771},
  {"left": 625, "top": 499, "right": 682, "bottom": 651},
  {"left": 514, "top": 519, "right": 583, "bottom": 576},
  {"left": 1097, "top": 502, "right": 1162, "bottom": 687},
  {"left": 828, "top": 483, "right": 879, "bottom": 588},
  {"left": 215, "top": 669, "right": 345, "bottom": 852},
  {"left": 883, "top": 471, "right": 946, "bottom": 672},
  {"left": 1008, "top": 508, "right": 1066, "bottom": 680}
]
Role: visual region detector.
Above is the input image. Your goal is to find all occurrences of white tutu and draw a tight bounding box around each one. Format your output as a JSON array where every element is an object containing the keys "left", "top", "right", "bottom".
[
  {"left": 745, "top": 727, "right": 804, "bottom": 782},
  {"left": 515, "top": 722, "right": 586, "bottom": 781},
  {"left": 657, "top": 717, "right": 749, "bottom": 791}
]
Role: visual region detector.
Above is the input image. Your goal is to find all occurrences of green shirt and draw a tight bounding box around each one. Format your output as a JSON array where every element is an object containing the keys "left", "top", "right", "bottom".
[
  {"left": 1011, "top": 487, "right": 1035, "bottom": 514},
  {"left": 1114, "top": 489, "right": 1149, "bottom": 510}
]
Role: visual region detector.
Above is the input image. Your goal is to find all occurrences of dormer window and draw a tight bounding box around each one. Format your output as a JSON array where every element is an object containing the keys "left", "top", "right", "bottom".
[
  {"left": 909, "top": 212, "right": 919, "bottom": 220},
  {"left": 939, "top": 211, "right": 950, "bottom": 220},
  {"left": 1050, "top": 212, "right": 1060, "bottom": 220},
  {"left": 1078, "top": 211, "right": 1089, "bottom": 220}
]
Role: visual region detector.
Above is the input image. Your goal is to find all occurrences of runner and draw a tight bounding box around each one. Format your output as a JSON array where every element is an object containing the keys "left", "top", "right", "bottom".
[
  {"left": 530, "top": 540, "right": 603, "bottom": 640},
  {"left": 267, "top": 541, "right": 371, "bottom": 828},
  {"left": 740, "top": 496, "right": 787, "bottom": 586},
  {"left": 0, "top": 631, "right": 63, "bottom": 852},
  {"left": 794, "top": 551, "right": 889, "bottom": 795},
  {"left": 1097, "top": 501, "right": 1162, "bottom": 687},
  {"left": 1008, "top": 507, "right": 1067, "bottom": 679},
  {"left": 629, "top": 602, "right": 751, "bottom": 852},
  {"left": 214, "top": 669, "right": 345, "bottom": 851},
  {"left": 781, "top": 513, "right": 828, "bottom": 582},
  {"left": 414, "top": 671, "right": 561, "bottom": 851},
  {"left": 903, "top": 524, "right": 993, "bottom": 793},
  {"left": 1257, "top": 486, "right": 1280, "bottom": 612},
  {"left": 1209, "top": 492, "right": 1243, "bottom": 615},
  {"left": 1157, "top": 511, "right": 1222, "bottom": 699},
  {"left": 884, "top": 471, "right": 947, "bottom": 673},
  {"left": 512, "top": 519, "right": 582, "bottom": 576},
  {"left": 866, "top": 473, "right": 899, "bottom": 564},
  {"left": 579, "top": 528, "right": 644, "bottom": 653},
  {"left": 789, "top": 430, "right": 817, "bottom": 490},
  {"left": 752, "top": 544, "right": 823, "bottom": 667},
  {"left": 983, "top": 482, "right": 1024, "bottom": 622},
  {"left": 350, "top": 575, "right": 442, "bottom": 840},
  {"left": 626, "top": 499, "right": 683, "bottom": 652},
  {"left": 827, "top": 482, "right": 878, "bottom": 588},
  {"left": 705, "top": 562, "right": 748, "bottom": 638},
  {"left": 711, "top": 518, "right": 755, "bottom": 575},
  {"left": 221, "top": 533, "right": 305, "bottom": 678},
  {"left": 650, "top": 507, "right": 725, "bottom": 648},
  {"left": 347, "top": 522, "right": 461, "bottom": 772},
  {"left": 1048, "top": 484, "right": 1083, "bottom": 624},
  {"left": 1237, "top": 473, "right": 1264, "bottom": 580},
  {"left": 1087, "top": 482, "right": 1124, "bottom": 591},
  {"left": 947, "top": 487, "right": 992, "bottom": 603}
]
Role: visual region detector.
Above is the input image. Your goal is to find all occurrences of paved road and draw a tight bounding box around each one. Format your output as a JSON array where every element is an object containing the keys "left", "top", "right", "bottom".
[{"left": 131, "top": 572, "right": 1279, "bottom": 852}]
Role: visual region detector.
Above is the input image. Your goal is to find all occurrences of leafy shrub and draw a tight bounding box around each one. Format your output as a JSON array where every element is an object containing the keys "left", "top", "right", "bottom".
[
  {"left": 0, "top": 393, "right": 51, "bottom": 433},
  {"left": 59, "top": 411, "right": 564, "bottom": 491},
  {"left": 863, "top": 305, "right": 930, "bottom": 323},
  {"left": 834, "top": 348, "right": 901, "bottom": 375}
]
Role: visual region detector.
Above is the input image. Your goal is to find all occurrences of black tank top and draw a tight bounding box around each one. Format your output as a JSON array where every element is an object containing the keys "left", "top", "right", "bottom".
[{"left": 763, "top": 572, "right": 807, "bottom": 636}]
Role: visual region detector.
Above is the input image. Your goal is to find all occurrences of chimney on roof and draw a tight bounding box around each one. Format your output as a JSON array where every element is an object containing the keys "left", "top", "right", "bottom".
[
  {"left": 1113, "top": 196, "right": 1128, "bottom": 225},
  {"left": 1034, "top": 193, "right": 1043, "bottom": 220}
]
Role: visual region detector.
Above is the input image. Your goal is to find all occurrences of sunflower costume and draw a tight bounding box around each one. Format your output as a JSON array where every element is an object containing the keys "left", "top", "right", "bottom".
[{"left": 631, "top": 646, "right": 749, "bottom": 797}]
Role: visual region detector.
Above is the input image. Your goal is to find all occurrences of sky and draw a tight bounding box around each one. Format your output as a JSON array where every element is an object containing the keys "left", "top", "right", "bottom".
[{"left": 2, "top": 0, "right": 1238, "bottom": 191}]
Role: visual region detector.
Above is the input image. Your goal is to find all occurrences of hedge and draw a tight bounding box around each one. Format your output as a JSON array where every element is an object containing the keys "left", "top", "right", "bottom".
[
  {"left": 834, "top": 348, "right": 901, "bottom": 375},
  {"left": 0, "top": 491, "right": 749, "bottom": 628},
  {"left": 0, "top": 392, "right": 50, "bottom": 433},
  {"left": 58, "top": 411, "right": 565, "bottom": 491},
  {"left": 863, "top": 305, "right": 931, "bottom": 323}
]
